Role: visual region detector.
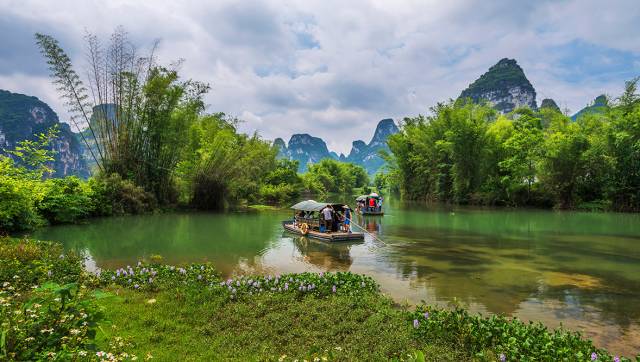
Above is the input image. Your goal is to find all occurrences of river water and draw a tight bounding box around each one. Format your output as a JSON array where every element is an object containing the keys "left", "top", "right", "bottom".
[{"left": 30, "top": 199, "right": 640, "bottom": 356}]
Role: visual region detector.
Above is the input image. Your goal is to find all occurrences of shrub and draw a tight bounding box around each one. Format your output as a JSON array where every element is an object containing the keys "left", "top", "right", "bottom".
[
  {"left": 0, "top": 238, "right": 85, "bottom": 291},
  {"left": 259, "top": 183, "right": 300, "bottom": 205},
  {"left": 0, "top": 176, "right": 43, "bottom": 232},
  {"left": 88, "top": 173, "right": 156, "bottom": 216},
  {"left": 37, "top": 177, "right": 92, "bottom": 224}
]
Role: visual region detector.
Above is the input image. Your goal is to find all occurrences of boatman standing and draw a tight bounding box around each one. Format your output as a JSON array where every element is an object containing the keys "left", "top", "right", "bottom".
[{"left": 343, "top": 205, "right": 352, "bottom": 233}]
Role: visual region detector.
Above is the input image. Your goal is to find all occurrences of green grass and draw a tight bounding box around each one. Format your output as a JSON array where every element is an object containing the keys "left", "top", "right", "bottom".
[{"left": 96, "top": 287, "right": 462, "bottom": 361}]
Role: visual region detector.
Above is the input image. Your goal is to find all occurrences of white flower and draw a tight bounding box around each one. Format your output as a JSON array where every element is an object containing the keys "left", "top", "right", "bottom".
[
  {"left": 70, "top": 329, "right": 81, "bottom": 335},
  {"left": 79, "top": 351, "right": 87, "bottom": 356}
]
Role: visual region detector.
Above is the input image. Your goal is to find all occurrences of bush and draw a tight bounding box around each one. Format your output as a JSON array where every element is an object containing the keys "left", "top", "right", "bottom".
[
  {"left": 0, "top": 176, "right": 43, "bottom": 232},
  {"left": 37, "top": 177, "right": 93, "bottom": 224},
  {"left": 88, "top": 173, "right": 157, "bottom": 216},
  {"left": 259, "top": 183, "right": 300, "bottom": 205},
  {"left": 0, "top": 238, "right": 85, "bottom": 291}
]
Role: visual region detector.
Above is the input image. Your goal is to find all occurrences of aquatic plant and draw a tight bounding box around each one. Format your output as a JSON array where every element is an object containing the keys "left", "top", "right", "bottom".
[{"left": 410, "top": 306, "right": 637, "bottom": 361}]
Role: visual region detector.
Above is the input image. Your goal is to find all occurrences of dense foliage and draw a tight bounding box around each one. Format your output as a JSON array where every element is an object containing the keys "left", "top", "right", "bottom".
[
  {"left": 411, "top": 306, "right": 629, "bottom": 361},
  {"left": 36, "top": 30, "right": 208, "bottom": 204},
  {"left": 0, "top": 132, "right": 156, "bottom": 232},
  {"left": 388, "top": 78, "right": 640, "bottom": 211},
  {"left": 303, "top": 159, "right": 369, "bottom": 195},
  {"left": 0, "top": 239, "right": 136, "bottom": 361}
]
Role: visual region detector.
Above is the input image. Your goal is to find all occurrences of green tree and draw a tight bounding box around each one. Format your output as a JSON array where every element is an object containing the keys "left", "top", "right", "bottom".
[
  {"left": 36, "top": 29, "right": 208, "bottom": 203},
  {"left": 498, "top": 109, "right": 543, "bottom": 203}
]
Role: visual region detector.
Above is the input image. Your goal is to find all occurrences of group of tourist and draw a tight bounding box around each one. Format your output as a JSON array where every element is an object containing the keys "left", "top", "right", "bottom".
[
  {"left": 320, "top": 205, "right": 352, "bottom": 233},
  {"left": 357, "top": 196, "right": 383, "bottom": 213},
  {"left": 295, "top": 205, "right": 352, "bottom": 234}
]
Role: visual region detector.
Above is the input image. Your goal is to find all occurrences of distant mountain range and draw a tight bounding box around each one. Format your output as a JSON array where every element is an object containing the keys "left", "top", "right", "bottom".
[
  {"left": 275, "top": 118, "right": 399, "bottom": 175},
  {"left": 0, "top": 59, "right": 612, "bottom": 178}
]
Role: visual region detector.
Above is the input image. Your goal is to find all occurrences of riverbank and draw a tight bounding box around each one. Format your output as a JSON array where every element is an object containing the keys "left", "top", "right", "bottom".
[{"left": 2, "top": 238, "right": 634, "bottom": 361}]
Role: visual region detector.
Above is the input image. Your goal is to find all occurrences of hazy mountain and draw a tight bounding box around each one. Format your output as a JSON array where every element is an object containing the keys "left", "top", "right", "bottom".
[
  {"left": 571, "top": 95, "right": 609, "bottom": 121},
  {"left": 0, "top": 89, "right": 88, "bottom": 177},
  {"left": 277, "top": 133, "right": 337, "bottom": 172},
  {"left": 345, "top": 118, "right": 399, "bottom": 175},
  {"left": 459, "top": 58, "right": 537, "bottom": 113}
]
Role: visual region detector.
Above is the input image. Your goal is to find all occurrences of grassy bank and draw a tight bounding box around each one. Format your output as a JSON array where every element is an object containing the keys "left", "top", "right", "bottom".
[{"left": 1, "top": 238, "right": 636, "bottom": 361}]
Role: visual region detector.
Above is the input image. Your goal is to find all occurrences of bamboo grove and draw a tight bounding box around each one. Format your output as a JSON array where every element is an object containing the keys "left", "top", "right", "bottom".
[{"left": 386, "top": 79, "right": 640, "bottom": 211}]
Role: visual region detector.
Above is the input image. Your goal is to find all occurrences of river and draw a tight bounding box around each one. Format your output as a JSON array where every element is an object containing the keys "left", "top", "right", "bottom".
[{"left": 30, "top": 198, "right": 640, "bottom": 356}]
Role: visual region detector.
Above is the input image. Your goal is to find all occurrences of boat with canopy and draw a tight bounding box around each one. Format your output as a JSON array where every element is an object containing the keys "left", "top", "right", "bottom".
[
  {"left": 355, "top": 193, "right": 384, "bottom": 215},
  {"left": 282, "top": 200, "right": 364, "bottom": 241}
]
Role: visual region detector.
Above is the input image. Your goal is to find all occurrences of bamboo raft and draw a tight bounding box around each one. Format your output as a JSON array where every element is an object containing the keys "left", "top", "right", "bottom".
[{"left": 282, "top": 221, "right": 364, "bottom": 242}]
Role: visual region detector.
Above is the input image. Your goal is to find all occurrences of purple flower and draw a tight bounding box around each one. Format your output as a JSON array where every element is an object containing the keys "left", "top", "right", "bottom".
[
  {"left": 499, "top": 353, "right": 506, "bottom": 362},
  {"left": 111, "top": 276, "right": 116, "bottom": 281},
  {"left": 413, "top": 319, "right": 419, "bottom": 328},
  {"left": 613, "top": 357, "right": 620, "bottom": 362},
  {"left": 134, "top": 284, "right": 139, "bottom": 289},
  {"left": 591, "top": 352, "right": 597, "bottom": 361},
  {"left": 284, "top": 283, "right": 289, "bottom": 291},
  {"left": 123, "top": 271, "right": 128, "bottom": 276},
  {"left": 332, "top": 285, "right": 337, "bottom": 293},
  {"left": 424, "top": 312, "right": 429, "bottom": 319},
  {"left": 116, "top": 270, "right": 121, "bottom": 277}
]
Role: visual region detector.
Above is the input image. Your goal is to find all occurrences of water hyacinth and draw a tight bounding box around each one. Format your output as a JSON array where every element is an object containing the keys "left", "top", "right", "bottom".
[
  {"left": 591, "top": 352, "right": 597, "bottom": 361},
  {"left": 413, "top": 319, "right": 420, "bottom": 329},
  {"left": 500, "top": 353, "right": 506, "bottom": 362},
  {"left": 101, "top": 263, "right": 378, "bottom": 299},
  {"left": 100, "top": 261, "right": 218, "bottom": 291}
]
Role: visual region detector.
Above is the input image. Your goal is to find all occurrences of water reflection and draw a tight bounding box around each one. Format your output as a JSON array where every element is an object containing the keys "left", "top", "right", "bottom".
[
  {"left": 291, "top": 236, "right": 355, "bottom": 270},
  {"left": 29, "top": 203, "right": 640, "bottom": 356}
]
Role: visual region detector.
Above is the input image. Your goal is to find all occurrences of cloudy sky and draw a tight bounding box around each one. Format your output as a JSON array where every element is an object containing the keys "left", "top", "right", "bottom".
[{"left": 1, "top": 0, "right": 639, "bottom": 153}]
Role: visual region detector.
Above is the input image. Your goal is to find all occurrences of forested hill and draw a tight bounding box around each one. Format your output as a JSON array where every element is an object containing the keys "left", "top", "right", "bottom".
[
  {"left": 0, "top": 89, "right": 88, "bottom": 177},
  {"left": 459, "top": 58, "right": 538, "bottom": 113}
]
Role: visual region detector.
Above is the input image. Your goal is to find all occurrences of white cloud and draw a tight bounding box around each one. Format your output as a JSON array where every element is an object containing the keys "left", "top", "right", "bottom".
[{"left": 1, "top": 0, "right": 639, "bottom": 153}]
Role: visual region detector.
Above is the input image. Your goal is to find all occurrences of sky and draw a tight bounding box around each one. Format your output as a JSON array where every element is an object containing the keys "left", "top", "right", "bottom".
[{"left": 1, "top": 0, "right": 639, "bottom": 154}]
